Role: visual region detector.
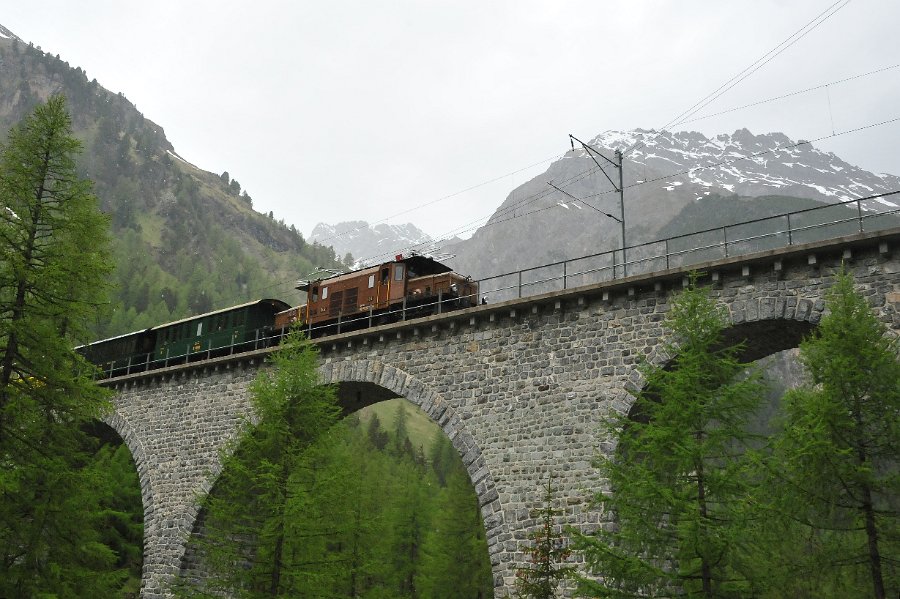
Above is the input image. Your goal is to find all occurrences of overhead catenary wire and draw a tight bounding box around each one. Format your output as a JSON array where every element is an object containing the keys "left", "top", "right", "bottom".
[
  {"left": 214, "top": 0, "right": 882, "bottom": 305},
  {"left": 200, "top": 113, "right": 900, "bottom": 317},
  {"left": 625, "top": 0, "right": 852, "bottom": 156},
  {"left": 676, "top": 63, "right": 899, "bottom": 126},
  {"left": 341, "top": 0, "right": 859, "bottom": 264},
  {"left": 300, "top": 0, "right": 855, "bottom": 261},
  {"left": 311, "top": 0, "right": 856, "bottom": 259},
  {"left": 308, "top": 152, "right": 564, "bottom": 248},
  {"left": 402, "top": 114, "right": 900, "bottom": 259}
]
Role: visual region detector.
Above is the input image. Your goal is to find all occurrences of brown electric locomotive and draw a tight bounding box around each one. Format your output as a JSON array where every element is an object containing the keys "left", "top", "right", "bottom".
[{"left": 275, "top": 254, "right": 479, "bottom": 334}]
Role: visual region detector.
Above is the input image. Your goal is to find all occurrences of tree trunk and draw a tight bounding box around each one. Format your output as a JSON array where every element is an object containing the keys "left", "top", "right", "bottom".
[
  {"left": 0, "top": 167, "right": 46, "bottom": 433},
  {"left": 695, "top": 443, "right": 714, "bottom": 599}
]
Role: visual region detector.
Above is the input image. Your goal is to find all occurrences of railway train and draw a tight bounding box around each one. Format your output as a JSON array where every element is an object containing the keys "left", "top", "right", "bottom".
[{"left": 79, "top": 255, "right": 478, "bottom": 379}]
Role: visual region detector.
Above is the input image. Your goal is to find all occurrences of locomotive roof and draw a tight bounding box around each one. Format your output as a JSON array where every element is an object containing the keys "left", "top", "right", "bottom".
[
  {"left": 298, "top": 255, "right": 454, "bottom": 291},
  {"left": 149, "top": 298, "right": 291, "bottom": 331}
]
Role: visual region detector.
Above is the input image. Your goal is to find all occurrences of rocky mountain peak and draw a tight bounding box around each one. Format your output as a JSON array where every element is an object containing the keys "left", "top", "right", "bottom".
[
  {"left": 583, "top": 128, "right": 899, "bottom": 203},
  {"left": 309, "top": 220, "right": 434, "bottom": 266}
]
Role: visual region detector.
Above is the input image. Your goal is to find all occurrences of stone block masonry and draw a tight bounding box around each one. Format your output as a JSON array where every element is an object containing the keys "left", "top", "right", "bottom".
[{"left": 101, "top": 227, "right": 900, "bottom": 598}]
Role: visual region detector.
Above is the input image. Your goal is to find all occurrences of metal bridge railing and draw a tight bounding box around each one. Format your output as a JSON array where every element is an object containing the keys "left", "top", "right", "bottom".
[{"left": 477, "top": 191, "right": 900, "bottom": 303}]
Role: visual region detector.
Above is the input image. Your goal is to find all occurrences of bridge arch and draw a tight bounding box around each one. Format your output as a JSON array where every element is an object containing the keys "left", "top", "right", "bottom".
[
  {"left": 630, "top": 297, "right": 822, "bottom": 397},
  {"left": 320, "top": 359, "right": 509, "bottom": 585},
  {"left": 175, "top": 359, "right": 508, "bottom": 590},
  {"left": 102, "top": 409, "right": 156, "bottom": 577}
]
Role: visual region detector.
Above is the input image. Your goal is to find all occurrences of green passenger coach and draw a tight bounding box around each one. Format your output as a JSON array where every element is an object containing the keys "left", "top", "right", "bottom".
[{"left": 152, "top": 299, "right": 290, "bottom": 363}]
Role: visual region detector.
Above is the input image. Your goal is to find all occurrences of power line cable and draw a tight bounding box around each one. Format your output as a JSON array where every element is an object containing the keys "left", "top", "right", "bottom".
[
  {"left": 308, "top": 152, "right": 564, "bottom": 247},
  {"left": 418, "top": 114, "right": 900, "bottom": 254},
  {"left": 379, "top": 3, "right": 863, "bottom": 263},
  {"left": 203, "top": 113, "right": 900, "bottom": 315},
  {"left": 676, "top": 63, "right": 899, "bottom": 126},
  {"left": 625, "top": 0, "right": 851, "bottom": 156},
  {"left": 237, "top": 1, "right": 869, "bottom": 296},
  {"left": 345, "top": 110, "right": 899, "bottom": 268},
  {"left": 308, "top": 2, "right": 854, "bottom": 262},
  {"left": 310, "top": 0, "right": 854, "bottom": 263}
]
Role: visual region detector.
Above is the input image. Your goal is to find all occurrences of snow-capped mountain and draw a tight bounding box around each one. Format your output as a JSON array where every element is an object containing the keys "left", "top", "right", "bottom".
[
  {"left": 309, "top": 221, "right": 435, "bottom": 267},
  {"left": 446, "top": 128, "right": 900, "bottom": 280},
  {"left": 591, "top": 128, "right": 900, "bottom": 203},
  {"left": 0, "top": 24, "right": 21, "bottom": 42}
]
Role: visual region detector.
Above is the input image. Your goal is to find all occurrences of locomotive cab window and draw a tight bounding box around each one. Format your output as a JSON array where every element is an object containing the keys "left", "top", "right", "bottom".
[
  {"left": 394, "top": 264, "right": 405, "bottom": 281},
  {"left": 321, "top": 286, "right": 328, "bottom": 300},
  {"left": 368, "top": 274, "right": 375, "bottom": 288},
  {"left": 196, "top": 322, "right": 203, "bottom": 336},
  {"left": 312, "top": 286, "right": 318, "bottom": 302}
]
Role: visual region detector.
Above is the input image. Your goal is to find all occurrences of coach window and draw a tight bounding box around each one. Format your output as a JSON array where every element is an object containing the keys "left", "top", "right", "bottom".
[
  {"left": 394, "top": 264, "right": 405, "bottom": 281},
  {"left": 197, "top": 321, "right": 203, "bottom": 336},
  {"left": 368, "top": 274, "right": 375, "bottom": 288}
]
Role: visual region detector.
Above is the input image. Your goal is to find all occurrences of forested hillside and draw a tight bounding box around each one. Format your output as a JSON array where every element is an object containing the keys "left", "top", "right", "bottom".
[{"left": 0, "top": 36, "right": 345, "bottom": 339}]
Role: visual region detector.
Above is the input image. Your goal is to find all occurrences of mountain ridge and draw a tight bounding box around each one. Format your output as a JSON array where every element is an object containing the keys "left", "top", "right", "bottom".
[{"left": 0, "top": 27, "right": 343, "bottom": 338}]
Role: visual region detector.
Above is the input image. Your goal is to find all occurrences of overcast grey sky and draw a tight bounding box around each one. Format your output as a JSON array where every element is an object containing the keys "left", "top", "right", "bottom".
[{"left": 6, "top": 1, "right": 899, "bottom": 243}]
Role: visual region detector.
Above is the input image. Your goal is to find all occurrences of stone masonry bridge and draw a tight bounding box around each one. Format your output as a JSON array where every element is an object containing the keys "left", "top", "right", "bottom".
[{"left": 100, "top": 228, "right": 900, "bottom": 598}]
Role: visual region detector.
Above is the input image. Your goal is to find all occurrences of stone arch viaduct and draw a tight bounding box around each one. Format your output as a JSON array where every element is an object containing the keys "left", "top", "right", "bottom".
[{"left": 100, "top": 229, "right": 900, "bottom": 598}]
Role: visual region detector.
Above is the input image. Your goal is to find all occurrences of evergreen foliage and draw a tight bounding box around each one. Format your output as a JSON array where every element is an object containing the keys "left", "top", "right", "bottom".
[
  {"left": 179, "top": 330, "right": 342, "bottom": 598},
  {"left": 514, "top": 476, "right": 574, "bottom": 598},
  {"left": 751, "top": 271, "right": 899, "bottom": 598},
  {"left": 0, "top": 96, "right": 131, "bottom": 596},
  {"left": 572, "top": 279, "right": 767, "bottom": 598},
  {"left": 179, "top": 390, "right": 494, "bottom": 598}
]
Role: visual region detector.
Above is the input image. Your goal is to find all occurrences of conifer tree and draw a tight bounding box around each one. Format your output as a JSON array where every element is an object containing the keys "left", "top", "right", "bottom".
[
  {"left": 416, "top": 465, "right": 493, "bottom": 598},
  {"left": 515, "top": 476, "right": 574, "bottom": 598},
  {"left": 759, "top": 271, "right": 899, "bottom": 598},
  {"left": 0, "top": 95, "right": 119, "bottom": 596},
  {"left": 572, "top": 280, "right": 767, "bottom": 598},
  {"left": 180, "top": 330, "right": 341, "bottom": 597}
]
